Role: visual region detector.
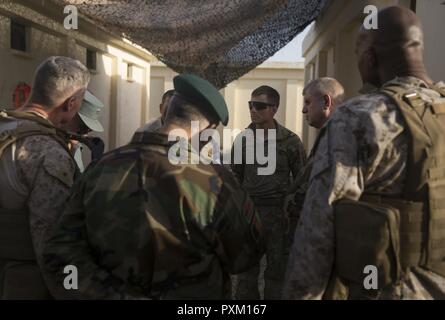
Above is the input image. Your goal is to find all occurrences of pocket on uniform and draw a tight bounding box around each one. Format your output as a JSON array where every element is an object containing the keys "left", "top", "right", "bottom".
[{"left": 333, "top": 199, "right": 401, "bottom": 289}]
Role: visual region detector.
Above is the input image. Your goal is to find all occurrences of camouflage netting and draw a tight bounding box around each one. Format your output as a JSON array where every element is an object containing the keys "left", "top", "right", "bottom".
[{"left": 54, "top": 0, "right": 327, "bottom": 88}]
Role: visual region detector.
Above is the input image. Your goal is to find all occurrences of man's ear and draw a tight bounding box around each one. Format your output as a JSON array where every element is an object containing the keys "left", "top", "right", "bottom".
[
  {"left": 63, "top": 95, "right": 77, "bottom": 112},
  {"left": 323, "top": 95, "right": 333, "bottom": 110}
]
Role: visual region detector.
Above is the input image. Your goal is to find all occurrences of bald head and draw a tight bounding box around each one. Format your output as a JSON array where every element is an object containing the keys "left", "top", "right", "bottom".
[
  {"left": 303, "top": 77, "right": 345, "bottom": 129},
  {"left": 356, "top": 6, "right": 432, "bottom": 87}
]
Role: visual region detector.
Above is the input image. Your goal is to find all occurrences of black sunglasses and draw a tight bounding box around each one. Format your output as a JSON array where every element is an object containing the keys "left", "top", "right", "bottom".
[{"left": 248, "top": 101, "right": 274, "bottom": 110}]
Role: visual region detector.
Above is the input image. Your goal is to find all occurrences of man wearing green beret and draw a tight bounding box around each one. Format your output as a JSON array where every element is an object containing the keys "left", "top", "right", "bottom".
[
  {"left": 42, "top": 73, "right": 265, "bottom": 299},
  {"left": 66, "top": 90, "right": 105, "bottom": 173}
]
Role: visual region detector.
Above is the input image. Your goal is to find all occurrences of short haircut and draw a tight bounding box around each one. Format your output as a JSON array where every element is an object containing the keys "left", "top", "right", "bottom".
[
  {"left": 162, "top": 89, "right": 175, "bottom": 104},
  {"left": 252, "top": 85, "right": 280, "bottom": 107},
  {"left": 164, "top": 94, "right": 219, "bottom": 126},
  {"left": 303, "top": 77, "right": 345, "bottom": 106},
  {"left": 30, "top": 56, "right": 90, "bottom": 109}
]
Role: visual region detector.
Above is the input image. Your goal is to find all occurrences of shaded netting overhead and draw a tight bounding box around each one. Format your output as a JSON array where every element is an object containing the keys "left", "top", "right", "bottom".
[{"left": 54, "top": 0, "right": 327, "bottom": 88}]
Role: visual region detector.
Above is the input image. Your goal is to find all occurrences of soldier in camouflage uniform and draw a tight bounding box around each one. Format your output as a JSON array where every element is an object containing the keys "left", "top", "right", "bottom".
[
  {"left": 42, "top": 74, "right": 264, "bottom": 300},
  {"left": 284, "top": 6, "right": 445, "bottom": 300},
  {"left": 288, "top": 77, "right": 344, "bottom": 224},
  {"left": 284, "top": 78, "right": 344, "bottom": 250},
  {"left": 0, "top": 56, "right": 90, "bottom": 299},
  {"left": 231, "top": 86, "right": 306, "bottom": 300}
]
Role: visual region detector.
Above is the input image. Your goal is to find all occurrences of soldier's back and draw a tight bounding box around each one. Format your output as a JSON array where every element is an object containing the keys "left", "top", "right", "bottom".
[
  {"left": 0, "top": 112, "right": 75, "bottom": 299},
  {"left": 74, "top": 132, "right": 263, "bottom": 299},
  {"left": 327, "top": 76, "right": 445, "bottom": 299}
]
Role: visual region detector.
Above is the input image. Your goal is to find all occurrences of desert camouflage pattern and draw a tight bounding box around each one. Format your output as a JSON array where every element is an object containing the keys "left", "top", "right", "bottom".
[
  {"left": 290, "top": 153, "right": 314, "bottom": 197},
  {"left": 283, "top": 76, "right": 445, "bottom": 300},
  {"left": 231, "top": 120, "right": 305, "bottom": 300},
  {"left": 42, "top": 132, "right": 264, "bottom": 299},
  {"left": 231, "top": 120, "right": 306, "bottom": 200},
  {"left": 235, "top": 205, "right": 286, "bottom": 300},
  {"left": 0, "top": 114, "right": 76, "bottom": 299}
]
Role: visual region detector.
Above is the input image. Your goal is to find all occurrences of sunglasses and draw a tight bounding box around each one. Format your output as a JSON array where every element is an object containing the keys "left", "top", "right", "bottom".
[{"left": 248, "top": 101, "right": 274, "bottom": 110}]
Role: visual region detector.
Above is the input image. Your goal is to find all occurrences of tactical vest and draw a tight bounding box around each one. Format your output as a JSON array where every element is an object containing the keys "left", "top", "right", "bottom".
[
  {"left": 0, "top": 109, "right": 71, "bottom": 299},
  {"left": 326, "top": 82, "right": 445, "bottom": 299}
]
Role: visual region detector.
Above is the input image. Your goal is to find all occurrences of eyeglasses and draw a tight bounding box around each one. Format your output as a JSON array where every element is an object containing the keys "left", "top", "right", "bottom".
[{"left": 248, "top": 101, "right": 274, "bottom": 110}]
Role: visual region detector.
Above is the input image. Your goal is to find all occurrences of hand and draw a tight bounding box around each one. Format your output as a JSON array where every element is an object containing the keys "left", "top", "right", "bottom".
[{"left": 283, "top": 192, "right": 305, "bottom": 235}]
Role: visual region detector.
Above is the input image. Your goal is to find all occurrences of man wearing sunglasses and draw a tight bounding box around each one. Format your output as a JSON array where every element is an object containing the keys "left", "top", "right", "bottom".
[{"left": 232, "top": 85, "right": 306, "bottom": 300}]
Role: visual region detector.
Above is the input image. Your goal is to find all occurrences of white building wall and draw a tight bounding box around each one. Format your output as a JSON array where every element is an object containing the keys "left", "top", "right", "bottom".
[{"left": 0, "top": 1, "right": 154, "bottom": 153}]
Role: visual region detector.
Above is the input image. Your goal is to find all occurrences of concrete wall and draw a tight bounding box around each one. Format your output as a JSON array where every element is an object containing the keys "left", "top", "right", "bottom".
[
  {"left": 416, "top": 0, "right": 445, "bottom": 83},
  {"left": 0, "top": 1, "right": 154, "bottom": 152},
  {"left": 149, "top": 65, "right": 176, "bottom": 121},
  {"left": 300, "top": 0, "right": 442, "bottom": 150}
]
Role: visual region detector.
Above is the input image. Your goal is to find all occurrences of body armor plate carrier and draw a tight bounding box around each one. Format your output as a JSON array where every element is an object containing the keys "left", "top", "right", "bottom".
[
  {"left": 325, "top": 83, "right": 445, "bottom": 299},
  {"left": 0, "top": 110, "right": 71, "bottom": 299}
]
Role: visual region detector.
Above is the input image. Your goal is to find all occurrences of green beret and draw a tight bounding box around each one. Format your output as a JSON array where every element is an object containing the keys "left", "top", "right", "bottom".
[{"left": 173, "top": 74, "right": 229, "bottom": 126}]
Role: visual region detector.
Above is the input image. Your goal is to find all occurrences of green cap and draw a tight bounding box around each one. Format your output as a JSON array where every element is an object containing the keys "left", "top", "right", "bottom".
[
  {"left": 173, "top": 74, "right": 229, "bottom": 126},
  {"left": 79, "top": 90, "right": 104, "bottom": 132}
]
